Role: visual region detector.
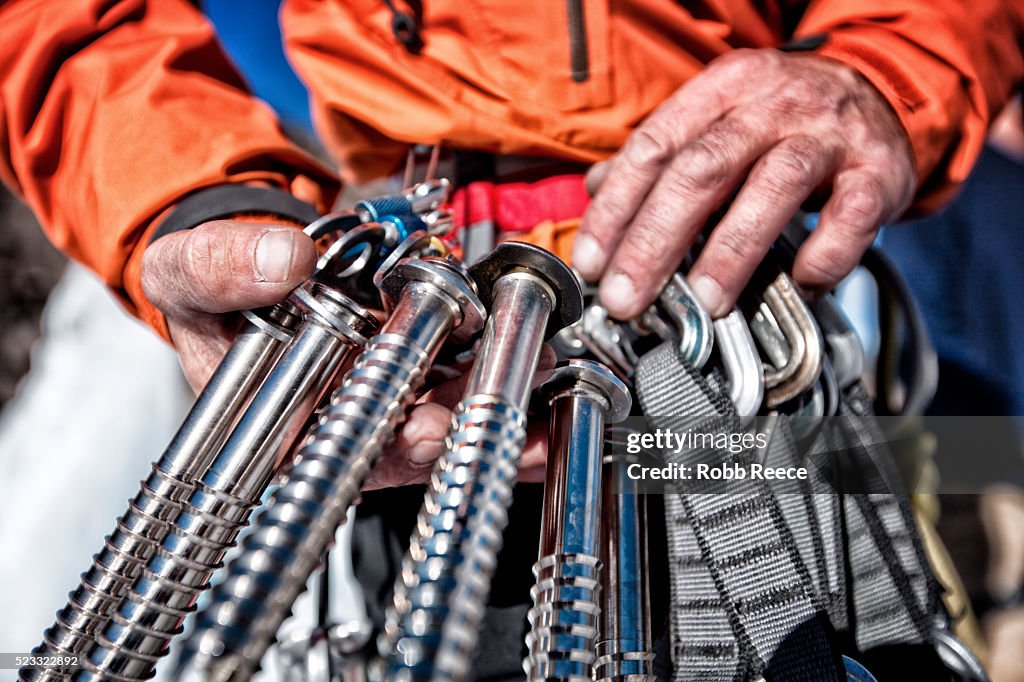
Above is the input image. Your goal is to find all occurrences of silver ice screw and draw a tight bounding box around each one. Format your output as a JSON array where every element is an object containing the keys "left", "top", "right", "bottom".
[
  {"left": 381, "top": 242, "right": 583, "bottom": 682},
  {"left": 178, "top": 257, "right": 486, "bottom": 681},
  {"left": 525, "top": 360, "right": 630, "bottom": 682}
]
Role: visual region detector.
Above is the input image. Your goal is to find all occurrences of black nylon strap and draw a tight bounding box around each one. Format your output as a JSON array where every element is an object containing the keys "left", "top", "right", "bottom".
[{"left": 149, "top": 185, "right": 320, "bottom": 244}]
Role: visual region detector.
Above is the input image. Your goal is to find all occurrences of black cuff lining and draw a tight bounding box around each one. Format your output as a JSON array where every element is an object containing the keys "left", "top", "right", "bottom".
[
  {"left": 780, "top": 33, "right": 829, "bottom": 52},
  {"left": 149, "top": 185, "right": 321, "bottom": 243}
]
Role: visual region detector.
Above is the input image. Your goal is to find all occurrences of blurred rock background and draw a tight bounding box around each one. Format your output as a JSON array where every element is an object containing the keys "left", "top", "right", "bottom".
[{"left": 0, "top": 186, "right": 65, "bottom": 407}]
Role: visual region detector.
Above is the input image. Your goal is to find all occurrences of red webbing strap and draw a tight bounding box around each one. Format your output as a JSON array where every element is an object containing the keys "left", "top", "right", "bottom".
[{"left": 449, "top": 174, "right": 589, "bottom": 233}]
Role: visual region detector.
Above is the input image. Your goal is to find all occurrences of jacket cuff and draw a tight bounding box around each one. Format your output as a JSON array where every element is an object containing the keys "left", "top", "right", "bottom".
[
  {"left": 148, "top": 185, "right": 321, "bottom": 243},
  {"left": 123, "top": 210, "right": 173, "bottom": 343},
  {"left": 124, "top": 185, "right": 320, "bottom": 344},
  {"left": 807, "top": 28, "right": 975, "bottom": 212}
]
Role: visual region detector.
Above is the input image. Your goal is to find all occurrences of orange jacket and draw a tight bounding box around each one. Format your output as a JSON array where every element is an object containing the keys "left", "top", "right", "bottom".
[{"left": 1, "top": 0, "right": 1021, "bottom": 337}]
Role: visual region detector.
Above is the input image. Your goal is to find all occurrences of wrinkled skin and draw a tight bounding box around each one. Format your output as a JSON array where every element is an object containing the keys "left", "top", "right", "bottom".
[
  {"left": 574, "top": 48, "right": 916, "bottom": 320},
  {"left": 141, "top": 219, "right": 550, "bottom": 486},
  {"left": 141, "top": 48, "right": 917, "bottom": 487}
]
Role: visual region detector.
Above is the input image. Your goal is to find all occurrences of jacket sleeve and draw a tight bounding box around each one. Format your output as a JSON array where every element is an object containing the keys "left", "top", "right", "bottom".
[
  {"left": 793, "top": 0, "right": 1023, "bottom": 212},
  {"left": 0, "top": 0, "right": 340, "bottom": 338}
]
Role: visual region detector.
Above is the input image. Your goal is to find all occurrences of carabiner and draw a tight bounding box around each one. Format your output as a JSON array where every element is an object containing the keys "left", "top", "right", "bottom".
[
  {"left": 714, "top": 308, "right": 765, "bottom": 423},
  {"left": 750, "top": 270, "right": 823, "bottom": 407},
  {"left": 658, "top": 272, "right": 714, "bottom": 369},
  {"left": 810, "top": 294, "right": 864, "bottom": 390}
]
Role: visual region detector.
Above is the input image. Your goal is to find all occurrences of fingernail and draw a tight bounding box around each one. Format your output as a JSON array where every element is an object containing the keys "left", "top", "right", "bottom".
[
  {"left": 407, "top": 441, "right": 442, "bottom": 466},
  {"left": 689, "top": 274, "right": 725, "bottom": 318},
  {"left": 255, "top": 230, "right": 297, "bottom": 283},
  {"left": 600, "top": 271, "right": 638, "bottom": 319},
  {"left": 585, "top": 161, "right": 609, "bottom": 195},
  {"left": 572, "top": 234, "right": 605, "bottom": 280}
]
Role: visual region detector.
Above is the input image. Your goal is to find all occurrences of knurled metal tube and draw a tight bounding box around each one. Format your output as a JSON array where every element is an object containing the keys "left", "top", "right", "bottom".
[
  {"left": 595, "top": 448, "right": 655, "bottom": 682},
  {"left": 380, "top": 272, "right": 555, "bottom": 682},
  {"left": 21, "top": 308, "right": 299, "bottom": 682},
  {"left": 177, "top": 259, "right": 485, "bottom": 681},
  {"left": 525, "top": 361, "right": 630, "bottom": 682},
  {"left": 75, "top": 285, "right": 375, "bottom": 681}
]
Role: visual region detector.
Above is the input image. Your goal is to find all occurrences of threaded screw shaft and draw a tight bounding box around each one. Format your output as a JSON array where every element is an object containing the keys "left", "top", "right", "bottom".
[
  {"left": 181, "top": 258, "right": 486, "bottom": 680},
  {"left": 20, "top": 319, "right": 296, "bottom": 682},
  {"left": 76, "top": 289, "right": 372, "bottom": 681}
]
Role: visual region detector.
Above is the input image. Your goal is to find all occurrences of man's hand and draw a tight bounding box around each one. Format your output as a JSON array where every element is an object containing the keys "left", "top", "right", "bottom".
[
  {"left": 140, "top": 219, "right": 550, "bottom": 487},
  {"left": 142, "top": 219, "right": 317, "bottom": 392},
  {"left": 573, "top": 48, "right": 917, "bottom": 320},
  {"left": 363, "top": 351, "right": 555, "bottom": 489}
]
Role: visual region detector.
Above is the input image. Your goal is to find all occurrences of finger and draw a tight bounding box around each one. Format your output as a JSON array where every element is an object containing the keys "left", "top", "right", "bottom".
[
  {"left": 364, "top": 402, "right": 453, "bottom": 489},
  {"left": 537, "top": 344, "right": 558, "bottom": 372},
  {"left": 397, "top": 402, "right": 453, "bottom": 459},
  {"left": 598, "top": 111, "right": 778, "bottom": 319},
  {"left": 574, "top": 49, "right": 776, "bottom": 281},
  {"left": 167, "top": 316, "right": 236, "bottom": 392},
  {"left": 141, "top": 220, "right": 316, "bottom": 318},
  {"left": 585, "top": 161, "right": 610, "bottom": 196},
  {"left": 419, "top": 372, "right": 472, "bottom": 410},
  {"left": 518, "top": 464, "right": 548, "bottom": 484},
  {"left": 366, "top": 415, "right": 550, "bottom": 489},
  {"left": 517, "top": 421, "right": 550, "bottom": 482},
  {"left": 792, "top": 169, "right": 891, "bottom": 291},
  {"left": 365, "top": 344, "right": 558, "bottom": 489},
  {"left": 688, "top": 135, "right": 838, "bottom": 317}
]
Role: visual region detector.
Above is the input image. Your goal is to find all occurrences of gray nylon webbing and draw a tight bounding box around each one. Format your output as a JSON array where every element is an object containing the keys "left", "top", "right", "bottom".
[
  {"left": 829, "top": 385, "right": 943, "bottom": 650},
  {"left": 635, "top": 340, "right": 947, "bottom": 680},
  {"left": 763, "top": 419, "right": 839, "bottom": 619},
  {"left": 635, "top": 341, "right": 840, "bottom": 682}
]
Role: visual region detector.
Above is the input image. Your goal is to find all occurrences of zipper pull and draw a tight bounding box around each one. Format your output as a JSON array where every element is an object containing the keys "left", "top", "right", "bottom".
[{"left": 382, "top": 0, "right": 424, "bottom": 54}]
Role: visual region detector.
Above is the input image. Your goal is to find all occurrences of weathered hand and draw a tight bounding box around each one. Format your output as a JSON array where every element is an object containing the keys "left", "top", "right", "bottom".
[
  {"left": 574, "top": 48, "right": 916, "bottom": 319},
  {"left": 142, "top": 220, "right": 551, "bottom": 487},
  {"left": 141, "top": 219, "right": 317, "bottom": 392}
]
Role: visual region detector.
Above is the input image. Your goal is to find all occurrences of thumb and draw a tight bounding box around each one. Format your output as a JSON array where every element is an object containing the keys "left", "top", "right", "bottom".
[{"left": 141, "top": 219, "right": 316, "bottom": 317}]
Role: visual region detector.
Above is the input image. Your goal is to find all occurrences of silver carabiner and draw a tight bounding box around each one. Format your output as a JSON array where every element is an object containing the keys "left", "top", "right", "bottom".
[
  {"left": 713, "top": 308, "right": 765, "bottom": 423},
  {"left": 575, "top": 304, "right": 640, "bottom": 381},
  {"left": 753, "top": 271, "right": 824, "bottom": 407},
  {"left": 658, "top": 272, "right": 714, "bottom": 368},
  {"left": 810, "top": 294, "right": 865, "bottom": 390},
  {"left": 315, "top": 223, "right": 390, "bottom": 284},
  {"left": 372, "top": 231, "right": 447, "bottom": 288},
  {"left": 303, "top": 211, "right": 362, "bottom": 242}
]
